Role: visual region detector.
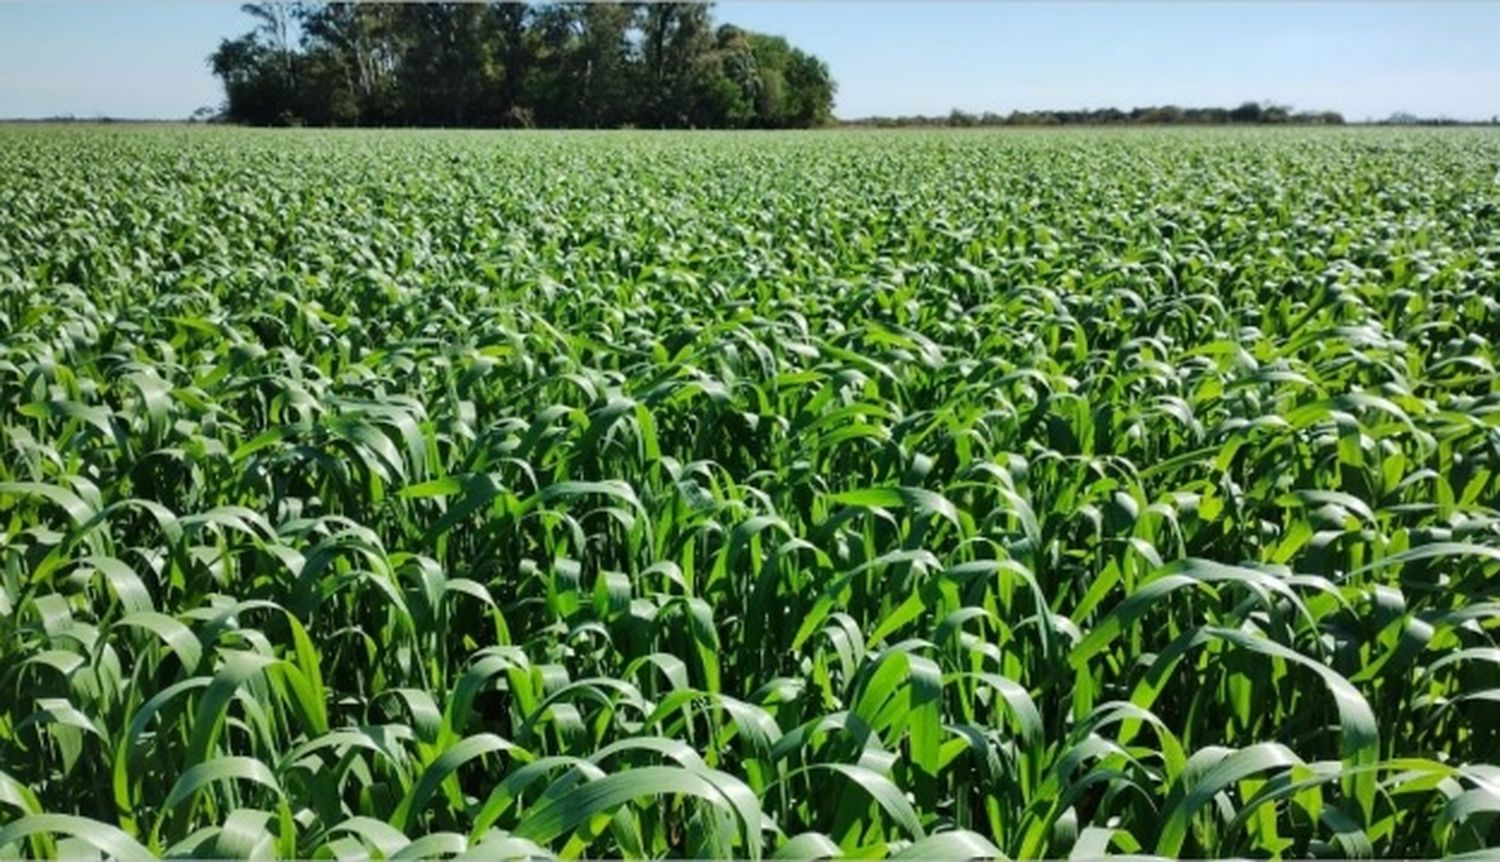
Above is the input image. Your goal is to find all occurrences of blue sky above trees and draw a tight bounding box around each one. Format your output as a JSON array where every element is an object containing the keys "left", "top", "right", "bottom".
[{"left": 1, "top": 1, "right": 1497, "bottom": 121}]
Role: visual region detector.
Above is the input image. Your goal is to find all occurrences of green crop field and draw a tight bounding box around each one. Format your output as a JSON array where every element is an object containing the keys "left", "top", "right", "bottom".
[{"left": 2, "top": 126, "right": 1499, "bottom": 860}]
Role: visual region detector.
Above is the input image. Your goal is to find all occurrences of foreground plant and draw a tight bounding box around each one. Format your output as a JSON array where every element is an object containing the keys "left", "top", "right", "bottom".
[{"left": 1, "top": 126, "right": 1499, "bottom": 859}]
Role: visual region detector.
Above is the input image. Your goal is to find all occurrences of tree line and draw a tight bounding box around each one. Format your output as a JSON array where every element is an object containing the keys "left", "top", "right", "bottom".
[
  {"left": 845, "top": 103, "right": 1346, "bottom": 128},
  {"left": 209, "top": 3, "right": 836, "bottom": 128}
]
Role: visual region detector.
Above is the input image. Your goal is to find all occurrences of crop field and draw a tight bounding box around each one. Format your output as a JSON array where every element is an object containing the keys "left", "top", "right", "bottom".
[{"left": 1, "top": 126, "right": 1499, "bottom": 860}]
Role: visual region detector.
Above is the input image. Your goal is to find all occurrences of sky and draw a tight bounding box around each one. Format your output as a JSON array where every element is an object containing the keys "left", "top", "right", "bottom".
[{"left": 0, "top": 2, "right": 1498, "bottom": 122}]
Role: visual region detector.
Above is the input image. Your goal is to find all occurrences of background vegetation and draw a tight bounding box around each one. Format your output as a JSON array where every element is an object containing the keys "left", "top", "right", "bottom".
[
  {"left": 209, "top": 2, "right": 836, "bottom": 128},
  {"left": 842, "top": 102, "right": 1348, "bottom": 128}
]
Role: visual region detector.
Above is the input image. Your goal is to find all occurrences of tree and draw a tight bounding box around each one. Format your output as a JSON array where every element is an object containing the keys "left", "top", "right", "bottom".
[
  {"left": 1229, "top": 101, "right": 1263, "bottom": 123},
  {"left": 488, "top": 2, "right": 535, "bottom": 122},
  {"left": 209, "top": 34, "right": 287, "bottom": 125},
  {"left": 240, "top": 3, "right": 296, "bottom": 91},
  {"left": 296, "top": 3, "right": 404, "bottom": 125},
  {"left": 741, "top": 34, "right": 834, "bottom": 128},
  {"left": 1142, "top": 105, "right": 1184, "bottom": 124},
  {"left": 209, "top": 1, "right": 836, "bottom": 129},
  {"left": 392, "top": 4, "right": 495, "bottom": 126},
  {"left": 639, "top": 4, "right": 713, "bottom": 126},
  {"left": 566, "top": 3, "right": 639, "bottom": 127},
  {"left": 692, "top": 25, "right": 759, "bottom": 128},
  {"left": 782, "top": 46, "right": 835, "bottom": 126}
]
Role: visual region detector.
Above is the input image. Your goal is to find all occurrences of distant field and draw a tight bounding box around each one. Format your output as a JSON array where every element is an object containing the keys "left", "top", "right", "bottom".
[{"left": 2, "top": 127, "right": 1499, "bottom": 859}]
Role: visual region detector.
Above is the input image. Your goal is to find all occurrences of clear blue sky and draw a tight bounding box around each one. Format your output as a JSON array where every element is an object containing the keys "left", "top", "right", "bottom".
[{"left": 1, "top": 2, "right": 1497, "bottom": 121}]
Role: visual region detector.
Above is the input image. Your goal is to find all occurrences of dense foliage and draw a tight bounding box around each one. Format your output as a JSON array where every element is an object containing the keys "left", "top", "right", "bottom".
[
  {"left": 2, "top": 127, "right": 1500, "bottom": 860},
  {"left": 844, "top": 102, "right": 1346, "bottom": 128},
  {"left": 209, "top": 3, "right": 836, "bottom": 129}
]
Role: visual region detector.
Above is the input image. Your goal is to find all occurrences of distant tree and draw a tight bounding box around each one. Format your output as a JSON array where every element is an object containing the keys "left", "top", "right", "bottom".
[
  {"left": 639, "top": 4, "right": 713, "bottom": 126},
  {"left": 240, "top": 3, "right": 297, "bottom": 91},
  {"left": 741, "top": 33, "right": 833, "bottom": 128},
  {"left": 293, "top": 44, "right": 361, "bottom": 125},
  {"left": 842, "top": 101, "right": 1344, "bottom": 128},
  {"left": 296, "top": 3, "right": 404, "bottom": 125},
  {"left": 392, "top": 4, "right": 495, "bottom": 126},
  {"left": 489, "top": 3, "right": 534, "bottom": 121},
  {"left": 208, "top": 34, "right": 288, "bottom": 125},
  {"left": 782, "top": 46, "right": 835, "bottom": 126},
  {"left": 747, "top": 34, "right": 790, "bottom": 127},
  {"left": 1229, "top": 101, "right": 1263, "bottom": 123},
  {"left": 691, "top": 25, "right": 759, "bottom": 128},
  {"left": 1142, "top": 105, "right": 1184, "bottom": 124},
  {"left": 1289, "top": 110, "right": 1344, "bottom": 125},
  {"left": 208, "top": 1, "right": 834, "bottom": 128},
  {"left": 568, "top": 3, "right": 639, "bottom": 127}
]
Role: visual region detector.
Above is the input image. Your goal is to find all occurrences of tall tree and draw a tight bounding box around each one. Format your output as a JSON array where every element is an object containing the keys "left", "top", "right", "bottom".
[
  {"left": 569, "top": 3, "right": 638, "bottom": 127},
  {"left": 488, "top": 2, "right": 535, "bottom": 125},
  {"left": 209, "top": 3, "right": 299, "bottom": 125},
  {"left": 209, "top": 1, "right": 837, "bottom": 129},
  {"left": 395, "top": 4, "right": 495, "bottom": 126},
  {"left": 639, "top": 4, "right": 713, "bottom": 126},
  {"left": 240, "top": 2, "right": 297, "bottom": 91},
  {"left": 691, "top": 25, "right": 760, "bottom": 128},
  {"left": 297, "top": 3, "right": 404, "bottom": 125}
]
